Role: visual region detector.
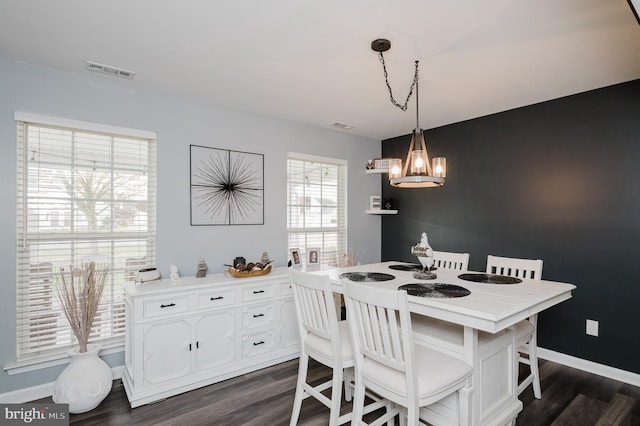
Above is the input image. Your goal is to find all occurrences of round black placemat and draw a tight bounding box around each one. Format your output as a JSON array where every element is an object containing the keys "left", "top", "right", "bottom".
[
  {"left": 398, "top": 283, "right": 471, "bottom": 298},
  {"left": 457, "top": 273, "right": 522, "bottom": 284},
  {"left": 388, "top": 264, "right": 421, "bottom": 272},
  {"left": 339, "top": 272, "right": 396, "bottom": 282},
  {"left": 388, "top": 264, "right": 436, "bottom": 272}
]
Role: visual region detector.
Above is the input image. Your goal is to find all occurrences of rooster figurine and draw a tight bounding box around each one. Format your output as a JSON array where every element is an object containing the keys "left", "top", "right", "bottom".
[{"left": 411, "top": 232, "right": 437, "bottom": 279}]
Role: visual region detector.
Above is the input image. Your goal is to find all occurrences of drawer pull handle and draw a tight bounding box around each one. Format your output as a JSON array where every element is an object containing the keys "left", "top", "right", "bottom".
[
  {"left": 196, "top": 341, "right": 199, "bottom": 349},
  {"left": 253, "top": 341, "right": 265, "bottom": 346},
  {"left": 210, "top": 296, "right": 224, "bottom": 301},
  {"left": 189, "top": 343, "right": 192, "bottom": 351},
  {"left": 253, "top": 313, "right": 265, "bottom": 318},
  {"left": 253, "top": 290, "right": 265, "bottom": 294},
  {"left": 160, "top": 303, "right": 176, "bottom": 308}
]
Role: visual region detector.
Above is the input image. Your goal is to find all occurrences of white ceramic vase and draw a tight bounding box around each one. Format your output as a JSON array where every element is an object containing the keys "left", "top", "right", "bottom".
[{"left": 52, "top": 344, "right": 113, "bottom": 413}]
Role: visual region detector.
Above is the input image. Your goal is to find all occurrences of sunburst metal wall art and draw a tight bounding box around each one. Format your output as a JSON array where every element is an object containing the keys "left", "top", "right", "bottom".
[{"left": 190, "top": 145, "right": 264, "bottom": 225}]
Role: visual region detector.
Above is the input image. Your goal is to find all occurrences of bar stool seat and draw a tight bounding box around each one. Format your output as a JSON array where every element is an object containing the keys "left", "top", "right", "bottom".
[
  {"left": 305, "top": 320, "right": 353, "bottom": 361},
  {"left": 516, "top": 320, "right": 535, "bottom": 341},
  {"left": 361, "top": 345, "right": 473, "bottom": 401}
]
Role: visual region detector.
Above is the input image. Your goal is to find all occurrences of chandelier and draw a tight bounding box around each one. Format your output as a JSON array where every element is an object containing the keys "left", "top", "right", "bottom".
[{"left": 371, "top": 38, "right": 446, "bottom": 188}]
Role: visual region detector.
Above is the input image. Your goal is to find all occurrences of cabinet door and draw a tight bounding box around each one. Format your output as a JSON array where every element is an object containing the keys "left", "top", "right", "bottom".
[
  {"left": 143, "top": 319, "right": 192, "bottom": 385},
  {"left": 278, "top": 298, "right": 300, "bottom": 349},
  {"left": 194, "top": 310, "right": 236, "bottom": 372}
]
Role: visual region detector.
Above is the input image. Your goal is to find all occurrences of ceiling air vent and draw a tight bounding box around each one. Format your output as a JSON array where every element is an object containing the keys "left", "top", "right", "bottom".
[
  {"left": 86, "top": 61, "right": 135, "bottom": 79},
  {"left": 329, "top": 122, "right": 355, "bottom": 131}
]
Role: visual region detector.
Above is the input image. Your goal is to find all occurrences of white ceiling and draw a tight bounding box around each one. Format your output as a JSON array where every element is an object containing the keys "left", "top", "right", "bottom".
[{"left": 1, "top": 0, "right": 639, "bottom": 140}]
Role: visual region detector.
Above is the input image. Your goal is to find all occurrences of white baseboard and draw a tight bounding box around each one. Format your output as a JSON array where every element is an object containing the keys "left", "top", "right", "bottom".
[
  {"left": 0, "top": 365, "right": 124, "bottom": 404},
  {"left": 537, "top": 347, "right": 640, "bottom": 387}
]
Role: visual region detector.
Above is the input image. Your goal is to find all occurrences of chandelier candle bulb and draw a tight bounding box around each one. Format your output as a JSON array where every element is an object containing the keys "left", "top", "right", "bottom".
[
  {"left": 433, "top": 157, "right": 446, "bottom": 178},
  {"left": 389, "top": 158, "right": 403, "bottom": 179},
  {"left": 411, "top": 150, "right": 427, "bottom": 175}
]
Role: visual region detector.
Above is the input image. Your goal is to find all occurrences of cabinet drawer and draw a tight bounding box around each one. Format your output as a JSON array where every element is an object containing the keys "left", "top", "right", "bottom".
[
  {"left": 197, "top": 289, "right": 236, "bottom": 310},
  {"left": 241, "top": 330, "right": 274, "bottom": 358},
  {"left": 241, "top": 303, "right": 274, "bottom": 332},
  {"left": 143, "top": 296, "right": 190, "bottom": 319},
  {"left": 241, "top": 284, "right": 274, "bottom": 302}
]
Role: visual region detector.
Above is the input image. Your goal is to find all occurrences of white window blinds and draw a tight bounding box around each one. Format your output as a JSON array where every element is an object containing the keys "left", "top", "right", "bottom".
[
  {"left": 286, "top": 153, "right": 347, "bottom": 265},
  {"left": 15, "top": 113, "right": 156, "bottom": 361}
]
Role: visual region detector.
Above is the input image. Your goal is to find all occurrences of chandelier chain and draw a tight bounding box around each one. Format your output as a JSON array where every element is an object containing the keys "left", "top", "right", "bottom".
[{"left": 378, "top": 52, "right": 419, "bottom": 111}]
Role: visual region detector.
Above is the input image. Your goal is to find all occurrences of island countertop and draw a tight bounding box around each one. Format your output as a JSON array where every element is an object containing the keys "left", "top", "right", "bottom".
[{"left": 308, "top": 261, "right": 576, "bottom": 334}]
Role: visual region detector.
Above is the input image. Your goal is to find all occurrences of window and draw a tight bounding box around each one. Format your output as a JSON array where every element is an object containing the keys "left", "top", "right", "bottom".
[
  {"left": 286, "top": 153, "right": 347, "bottom": 265},
  {"left": 15, "top": 112, "right": 156, "bottom": 362}
]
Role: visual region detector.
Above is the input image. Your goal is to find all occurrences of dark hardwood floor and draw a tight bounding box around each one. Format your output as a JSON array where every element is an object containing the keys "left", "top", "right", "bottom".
[{"left": 35, "top": 358, "right": 640, "bottom": 425}]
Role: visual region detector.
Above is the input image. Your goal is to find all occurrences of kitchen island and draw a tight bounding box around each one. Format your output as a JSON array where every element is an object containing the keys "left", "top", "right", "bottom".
[{"left": 307, "top": 261, "right": 576, "bottom": 425}]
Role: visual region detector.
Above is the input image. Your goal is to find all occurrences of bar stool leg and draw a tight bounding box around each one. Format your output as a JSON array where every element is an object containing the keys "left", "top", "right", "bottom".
[{"left": 289, "top": 353, "right": 309, "bottom": 426}]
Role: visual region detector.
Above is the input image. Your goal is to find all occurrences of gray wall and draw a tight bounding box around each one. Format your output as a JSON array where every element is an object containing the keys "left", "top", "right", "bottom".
[
  {"left": 381, "top": 79, "right": 640, "bottom": 373},
  {"left": 0, "top": 57, "right": 382, "bottom": 394}
]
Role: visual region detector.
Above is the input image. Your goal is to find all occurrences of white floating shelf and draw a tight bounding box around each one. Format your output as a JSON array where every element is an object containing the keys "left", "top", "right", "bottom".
[
  {"left": 365, "top": 169, "right": 387, "bottom": 174},
  {"left": 366, "top": 209, "right": 398, "bottom": 215}
]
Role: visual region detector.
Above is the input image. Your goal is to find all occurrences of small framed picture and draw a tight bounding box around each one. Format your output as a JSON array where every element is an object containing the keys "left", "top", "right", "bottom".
[
  {"left": 289, "top": 248, "right": 302, "bottom": 267},
  {"left": 307, "top": 248, "right": 320, "bottom": 265}
]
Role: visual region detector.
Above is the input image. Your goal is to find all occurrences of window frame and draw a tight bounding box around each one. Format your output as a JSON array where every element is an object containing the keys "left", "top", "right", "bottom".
[
  {"left": 13, "top": 112, "right": 157, "bottom": 366},
  {"left": 286, "top": 152, "right": 347, "bottom": 266}
]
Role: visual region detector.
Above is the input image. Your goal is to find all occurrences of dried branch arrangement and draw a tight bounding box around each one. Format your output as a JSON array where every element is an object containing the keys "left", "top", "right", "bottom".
[
  {"left": 56, "top": 261, "right": 109, "bottom": 353},
  {"left": 327, "top": 248, "right": 361, "bottom": 268}
]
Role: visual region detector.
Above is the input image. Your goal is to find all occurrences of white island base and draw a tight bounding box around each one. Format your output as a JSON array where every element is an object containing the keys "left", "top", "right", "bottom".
[{"left": 412, "top": 315, "right": 521, "bottom": 425}]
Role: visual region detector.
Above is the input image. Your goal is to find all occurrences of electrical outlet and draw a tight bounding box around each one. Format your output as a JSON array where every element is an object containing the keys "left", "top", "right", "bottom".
[{"left": 586, "top": 319, "right": 599, "bottom": 337}]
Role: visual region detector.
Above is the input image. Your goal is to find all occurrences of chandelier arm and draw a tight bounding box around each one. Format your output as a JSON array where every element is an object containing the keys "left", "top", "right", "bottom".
[
  {"left": 402, "top": 132, "right": 416, "bottom": 177},
  {"left": 418, "top": 131, "right": 434, "bottom": 176}
]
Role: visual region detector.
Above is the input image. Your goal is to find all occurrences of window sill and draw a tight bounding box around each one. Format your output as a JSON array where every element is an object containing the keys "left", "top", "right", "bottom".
[{"left": 3, "top": 342, "right": 124, "bottom": 375}]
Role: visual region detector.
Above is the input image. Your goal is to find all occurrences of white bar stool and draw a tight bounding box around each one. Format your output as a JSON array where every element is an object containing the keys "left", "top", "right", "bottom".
[
  {"left": 486, "top": 254, "right": 544, "bottom": 399},
  {"left": 433, "top": 250, "right": 470, "bottom": 271},
  {"left": 343, "top": 280, "right": 474, "bottom": 426},
  {"left": 288, "top": 270, "right": 387, "bottom": 425}
]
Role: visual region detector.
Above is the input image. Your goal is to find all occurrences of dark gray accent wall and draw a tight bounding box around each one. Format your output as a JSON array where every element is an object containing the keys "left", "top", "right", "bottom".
[{"left": 381, "top": 79, "right": 640, "bottom": 373}]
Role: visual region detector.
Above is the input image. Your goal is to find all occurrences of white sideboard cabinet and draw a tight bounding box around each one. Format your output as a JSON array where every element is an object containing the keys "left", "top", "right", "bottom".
[{"left": 122, "top": 267, "right": 300, "bottom": 407}]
